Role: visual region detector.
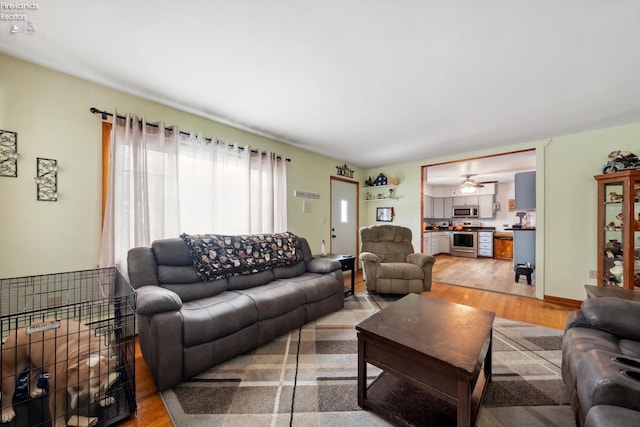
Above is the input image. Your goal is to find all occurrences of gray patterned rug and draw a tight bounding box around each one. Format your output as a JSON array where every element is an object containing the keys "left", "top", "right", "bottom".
[{"left": 161, "top": 293, "right": 575, "bottom": 426}]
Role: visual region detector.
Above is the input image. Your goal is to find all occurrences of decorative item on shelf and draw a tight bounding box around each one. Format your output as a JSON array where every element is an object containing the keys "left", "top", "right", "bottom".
[
  {"left": 388, "top": 188, "right": 394, "bottom": 199},
  {"left": 372, "top": 173, "right": 387, "bottom": 186},
  {"left": 335, "top": 163, "right": 354, "bottom": 178},
  {"left": 35, "top": 157, "right": 58, "bottom": 201},
  {"left": 0, "top": 129, "right": 18, "bottom": 177},
  {"left": 608, "top": 191, "right": 623, "bottom": 202},
  {"left": 602, "top": 150, "right": 640, "bottom": 174}
]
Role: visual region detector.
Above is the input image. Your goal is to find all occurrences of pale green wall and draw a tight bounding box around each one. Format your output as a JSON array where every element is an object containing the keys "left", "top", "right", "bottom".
[
  {"left": 364, "top": 124, "right": 640, "bottom": 300},
  {"left": 3, "top": 54, "right": 640, "bottom": 301},
  {"left": 0, "top": 54, "right": 364, "bottom": 278}
]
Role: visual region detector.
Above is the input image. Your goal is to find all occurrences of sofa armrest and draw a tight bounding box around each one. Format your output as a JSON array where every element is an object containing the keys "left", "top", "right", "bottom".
[
  {"left": 406, "top": 252, "right": 436, "bottom": 268},
  {"left": 581, "top": 297, "right": 640, "bottom": 341},
  {"left": 406, "top": 252, "right": 436, "bottom": 291},
  {"left": 564, "top": 309, "right": 591, "bottom": 330},
  {"left": 136, "top": 285, "right": 182, "bottom": 315},
  {"left": 359, "top": 252, "right": 380, "bottom": 264},
  {"left": 307, "top": 258, "right": 341, "bottom": 273}
]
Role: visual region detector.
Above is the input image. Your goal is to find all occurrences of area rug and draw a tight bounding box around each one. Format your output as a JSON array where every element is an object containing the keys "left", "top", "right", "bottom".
[{"left": 160, "top": 293, "right": 575, "bottom": 426}]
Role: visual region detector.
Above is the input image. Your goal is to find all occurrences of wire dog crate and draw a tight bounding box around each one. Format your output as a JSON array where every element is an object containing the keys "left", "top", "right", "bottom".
[{"left": 0, "top": 268, "right": 136, "bottom": 427}]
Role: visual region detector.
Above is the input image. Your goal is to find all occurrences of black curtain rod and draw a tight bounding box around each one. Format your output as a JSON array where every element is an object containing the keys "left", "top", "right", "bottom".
[{"left": 90, "top": 107, "right": 291, "bottom": 162}]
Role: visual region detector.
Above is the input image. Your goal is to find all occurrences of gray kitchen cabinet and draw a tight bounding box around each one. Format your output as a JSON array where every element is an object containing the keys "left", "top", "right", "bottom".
[
  {"left": 477, "top": 230, "right": 494, "bottom": 257},
  {"left": 438, "top": 231, "right": 451, "bottom": 254},
  {"left": 423, "top": 233, "right": 433, "bottom": 255},
  {"left": 454, "top": 195, "right": 479, "bottom": 206},
  {"left": 443, "top": 197, "right": 453, "bottom": 219},
  {"left": 424, "top": 195, "right": 434, "bottom": 218},
  {"left": 515, "top": 171, "right": 536, "bottom": 210},
  {"left": 478, "top": 194, "right": 495, "bottom": 218},
  {"left": 433, "top": 197, "right": 444, "bottom": 218},
  {"left": 513, "top": 230, "right": 535, "bottom": 267}
]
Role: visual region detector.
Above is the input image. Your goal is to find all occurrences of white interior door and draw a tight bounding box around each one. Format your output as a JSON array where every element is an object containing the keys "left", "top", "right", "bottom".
[{"left": 330, "top": 178, "right": 358, "bottom": 256}]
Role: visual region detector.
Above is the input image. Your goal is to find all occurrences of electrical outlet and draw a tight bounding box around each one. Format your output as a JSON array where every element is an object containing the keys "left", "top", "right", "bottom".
[{"left": 588, "top": 270, "right": 598, "bottom": 279}]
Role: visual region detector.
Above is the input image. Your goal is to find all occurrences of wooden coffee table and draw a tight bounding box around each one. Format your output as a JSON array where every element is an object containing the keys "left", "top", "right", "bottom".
[{"left": 356, "top": 293, "right": 495, "bottom": 427}]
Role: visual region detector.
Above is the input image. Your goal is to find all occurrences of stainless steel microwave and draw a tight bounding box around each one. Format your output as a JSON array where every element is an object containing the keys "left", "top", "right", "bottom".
[{"left": 452, "top": 205, "right": 479, "bottom": 218}]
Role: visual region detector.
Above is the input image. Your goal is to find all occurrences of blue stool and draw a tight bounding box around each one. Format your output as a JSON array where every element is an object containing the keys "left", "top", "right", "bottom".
[{"left": 514, "top": 264, "right": 533, "bottom": 285}]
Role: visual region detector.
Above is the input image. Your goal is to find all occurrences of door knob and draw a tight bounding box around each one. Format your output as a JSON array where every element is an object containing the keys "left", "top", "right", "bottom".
[{"left": 332, "top": 235, "right": 337, "bottom": 238}]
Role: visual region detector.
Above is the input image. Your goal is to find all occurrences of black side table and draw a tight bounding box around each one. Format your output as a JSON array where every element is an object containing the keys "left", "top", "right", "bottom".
[{"left": 314, "top": 253, "right": 356, "bottom": 296}]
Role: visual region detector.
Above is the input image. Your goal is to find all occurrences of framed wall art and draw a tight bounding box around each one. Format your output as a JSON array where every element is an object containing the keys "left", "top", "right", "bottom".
[{"left": 376, "top": 207, "right": 393, "bottom": 222}]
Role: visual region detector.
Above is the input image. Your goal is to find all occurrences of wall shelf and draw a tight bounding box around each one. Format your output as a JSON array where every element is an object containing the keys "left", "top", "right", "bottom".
[{"left": 364, "top": 184, "right": 397, "bottom": 201}]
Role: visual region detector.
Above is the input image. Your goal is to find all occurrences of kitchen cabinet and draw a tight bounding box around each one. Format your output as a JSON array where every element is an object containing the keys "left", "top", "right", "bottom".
[
  {"left": 515, "top": 171, "right": 536, "bottom": 210},
  {"left": 437, "top": 232, "right": 451, "bottom": 254},
  {"left": 443, "top": 197, "right": 453, "bottom": 219},
  {"left": 423, "top": 195, "right": 434, "bottom": 218},
  {"left": 478, "top": 194, "right": 495, "bottom": 218},
  {"left": 513, "top": 230, "right": 535, "bottom": 267},
  {"left": 477, "top": 230, "right": 494, "bottom": 257},
  {"left": 493, "top": 234, "right": 513, "bottom": 260},
  {"left": 453, "top": 195, "right": 479, "bottom": 206},
  {"left": 433, "top": 197, "right": 444, "bottom": 218},
  {"left": 423, "top": 232, "right": 450, "bottom": 255},
  {"left": 423, "top": 233, "right": 433, "bottom": 256},
  {"left": 595, "top": 170, "right": 640, "bottom": 289}
]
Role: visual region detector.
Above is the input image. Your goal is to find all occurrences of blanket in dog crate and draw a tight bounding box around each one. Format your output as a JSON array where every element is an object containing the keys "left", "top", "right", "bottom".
[{"left": 181, "top": 232, "right": 303, "bottom": 281}]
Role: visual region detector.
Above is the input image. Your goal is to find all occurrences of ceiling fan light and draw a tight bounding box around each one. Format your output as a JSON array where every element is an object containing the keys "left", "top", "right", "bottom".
[{"left": 460, "top": 184, "right": 479, "bottom": 194}]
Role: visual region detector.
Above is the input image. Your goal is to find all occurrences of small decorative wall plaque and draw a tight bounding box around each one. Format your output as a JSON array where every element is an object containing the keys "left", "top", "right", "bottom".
[
  {"left": 336, "top": 163, "right": 354, "bottom": 178},
  {"left": 36, "top": 157, "right": 58, "bottom": 201},
  {"left": 0, "top": 129, "right": 18, "bottom": 177}
]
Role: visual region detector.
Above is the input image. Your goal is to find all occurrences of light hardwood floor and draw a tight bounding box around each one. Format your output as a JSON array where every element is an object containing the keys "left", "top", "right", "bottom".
[
  {"left": 432, "top": 254, "right": 536, "bottom": 298},
  {"left": 118, "top": 271, "right": 577, "bottom": 426}
]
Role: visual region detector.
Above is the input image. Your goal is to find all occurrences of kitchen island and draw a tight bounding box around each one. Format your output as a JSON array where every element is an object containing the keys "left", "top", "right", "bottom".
[{"left": 505, "top": 227, "right": 536, "bottom": 272}]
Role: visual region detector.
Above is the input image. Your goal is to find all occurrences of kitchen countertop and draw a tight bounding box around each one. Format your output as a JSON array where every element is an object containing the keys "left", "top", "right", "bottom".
[
  {"left": 424, "top": 227, "right": 496, "bottom": 233},
  {"left": 504, "top": 228, "right": 536, "bottom": 231}
]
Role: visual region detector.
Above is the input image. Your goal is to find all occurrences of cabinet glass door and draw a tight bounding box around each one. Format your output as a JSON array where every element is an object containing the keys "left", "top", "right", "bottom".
[{"left": 603, "top": 182, "right": 623, "bottom": 286}]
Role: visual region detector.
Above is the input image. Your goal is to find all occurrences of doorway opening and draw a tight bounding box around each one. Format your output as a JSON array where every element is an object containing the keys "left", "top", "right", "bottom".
[{"left": 421, "top": 149, "right": 537, "bottom": 298}]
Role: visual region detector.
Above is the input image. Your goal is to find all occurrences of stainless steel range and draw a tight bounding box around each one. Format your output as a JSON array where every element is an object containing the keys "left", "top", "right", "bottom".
[{"left": 451, "top": 231, "right": 478, "bottom": 258}]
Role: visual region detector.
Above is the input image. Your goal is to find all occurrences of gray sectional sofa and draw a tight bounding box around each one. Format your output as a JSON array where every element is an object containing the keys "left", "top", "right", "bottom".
[
  {"left": 127, "top": 232, "right": 344, "bottom": 391},
  {"left": 562, "top": 297, "right": 640, "bottom": 426}
]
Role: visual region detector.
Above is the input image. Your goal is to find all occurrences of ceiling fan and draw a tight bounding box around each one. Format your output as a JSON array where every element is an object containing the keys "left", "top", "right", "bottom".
[{"left": 457, "top": 174, "right": 484, "bottom": 194}]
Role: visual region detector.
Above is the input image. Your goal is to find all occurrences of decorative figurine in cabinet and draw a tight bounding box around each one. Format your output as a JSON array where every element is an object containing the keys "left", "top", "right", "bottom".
[{"left": 595, "top": 170, "right": 640, "bottom": 289}]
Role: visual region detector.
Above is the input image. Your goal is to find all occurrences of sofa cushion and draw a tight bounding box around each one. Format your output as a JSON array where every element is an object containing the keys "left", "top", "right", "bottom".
[
  {"left": 162, "top": 278, "right": 228, "bottom": 303},
  {"left": 181, "top": 292, "right": 257, "bottom": 347},
  {"left": 238, "top": 282, "right": 306, "bottom": 320},
  {"left": 582, "top": 297, "right": 640, "bottom": 342},
  {"left": 157, "top": 265, "right": 201, "bottom": 284},
  {"left": 272, "top": 260, "right": 306, "bottom": 279},
  {"left": 377, "top": 263, "right": 424, "bottom": 280},
  {"left": 152, "top": 238, "right": 193, "bottom": 266},
  {"left": 228, "top": 270, "right": 274, "bottom": 290},
  {"left": 279, "top": 273, "right": 341, "bottom": 304}
]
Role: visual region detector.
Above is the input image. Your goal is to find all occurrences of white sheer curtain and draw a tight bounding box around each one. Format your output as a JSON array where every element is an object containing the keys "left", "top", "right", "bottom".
[{"left": 99, "top": 112, "right": 288, "bottom": 273}]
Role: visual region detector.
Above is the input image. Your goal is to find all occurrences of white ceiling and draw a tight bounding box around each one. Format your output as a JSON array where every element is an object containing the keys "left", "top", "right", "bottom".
[{"left": 1, "top": 1, "right": 639, "bottom": 169}]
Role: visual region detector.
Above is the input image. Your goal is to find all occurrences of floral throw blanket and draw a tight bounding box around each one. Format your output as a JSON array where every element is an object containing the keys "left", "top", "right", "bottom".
[{"left": 180, "top": 232, "right": 302, "bottom": 281}]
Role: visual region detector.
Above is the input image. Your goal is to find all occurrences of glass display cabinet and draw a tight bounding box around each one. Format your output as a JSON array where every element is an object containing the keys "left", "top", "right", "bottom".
[{"left": 595, "top": 170, "right": 640, "bottom": 289}]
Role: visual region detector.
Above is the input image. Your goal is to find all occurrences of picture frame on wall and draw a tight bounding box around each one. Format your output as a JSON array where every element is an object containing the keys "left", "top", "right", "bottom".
[{"left": 376, "top": 207, "right": 393, "bottom": 222}]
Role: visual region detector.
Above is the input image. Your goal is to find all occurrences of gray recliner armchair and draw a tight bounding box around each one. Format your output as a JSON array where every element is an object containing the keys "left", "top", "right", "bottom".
[{"left": 359, "top": 224, "right": 435, "bottom": 294}]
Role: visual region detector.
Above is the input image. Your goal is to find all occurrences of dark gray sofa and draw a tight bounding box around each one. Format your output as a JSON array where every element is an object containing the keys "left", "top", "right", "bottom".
[
  {"left": 562, "top": 297, "right": 640, "bottom": 426},
  {"left": 127, "top": 233, "right": 344, "bottom": 391}
]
